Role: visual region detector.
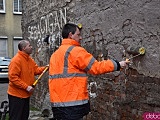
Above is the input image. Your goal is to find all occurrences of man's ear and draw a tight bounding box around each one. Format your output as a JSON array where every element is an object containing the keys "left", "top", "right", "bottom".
[
  {"left": 22, "top": 46, "right": 26, "bottom": 51},
  {"left": 68, "top": 32, "right": 72, "bottom": 39}
]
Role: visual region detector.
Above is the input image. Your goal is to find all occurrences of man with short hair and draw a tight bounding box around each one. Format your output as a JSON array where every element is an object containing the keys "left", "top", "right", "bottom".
[
  {"left": 7, "top": 40, "right": 47, "bottom": 120},
  {"left": 49, "top": 23, "right": 129, "bottom": 120}
]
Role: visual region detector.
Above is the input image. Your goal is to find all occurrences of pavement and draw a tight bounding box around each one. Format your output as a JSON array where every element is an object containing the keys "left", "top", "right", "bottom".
[{"left": 0, "top": 82, "right": 8, "bottom": 104}]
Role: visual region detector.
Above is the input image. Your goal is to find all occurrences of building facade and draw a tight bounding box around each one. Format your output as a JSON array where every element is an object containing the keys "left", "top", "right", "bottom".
[{"left": 0, "top": 0, "right": 22, "bottom": 58}]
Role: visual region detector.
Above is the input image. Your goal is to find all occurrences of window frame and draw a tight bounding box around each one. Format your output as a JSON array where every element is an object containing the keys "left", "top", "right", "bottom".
[
  {"left": 0, "top": 0, "right": 5, "bottom": 13},
  {"left": 0, "top": 36, "right": 8, "bottom": 57},
  {"left": 13, "top": 0, "right": 22, "bottom": 14}
]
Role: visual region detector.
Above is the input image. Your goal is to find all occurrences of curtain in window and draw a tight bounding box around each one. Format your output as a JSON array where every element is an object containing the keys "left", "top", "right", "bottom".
[
  {"left": 0, "top": 39, "right": 7, "bottom": 57},
  {"left": 19, "top": 0, "right": 22, "bottom": 12},
  {"left": 14, "top": 0, "right": 18, "bottom": 12},
  {"left": 14, "top": 0, "right": 22, "bottom": 12},
  {"left": 0, "top": 0, "right": 4, "bottom": 10}
]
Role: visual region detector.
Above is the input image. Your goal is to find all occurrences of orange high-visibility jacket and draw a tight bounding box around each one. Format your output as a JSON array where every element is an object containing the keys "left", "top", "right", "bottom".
[
  {"left": 7, "top": 51, "right": 45, "bottom": 98},
  {"left": 49, "top": 39, "right": 119, "bottom": 107}
]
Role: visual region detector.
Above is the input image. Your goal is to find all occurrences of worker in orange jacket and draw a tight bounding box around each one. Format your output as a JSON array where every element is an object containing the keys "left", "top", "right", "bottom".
[
  {"left": 49, "top": 23, "right": 129, "bottom": 120},
  {"left": 7, "top": 40, "right": 46, "bottom": 120}
]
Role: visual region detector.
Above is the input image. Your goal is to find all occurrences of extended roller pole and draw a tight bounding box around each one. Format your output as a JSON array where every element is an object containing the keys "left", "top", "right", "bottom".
[{"left": 32, "top": 66, "right": 49, "bottom": 88}]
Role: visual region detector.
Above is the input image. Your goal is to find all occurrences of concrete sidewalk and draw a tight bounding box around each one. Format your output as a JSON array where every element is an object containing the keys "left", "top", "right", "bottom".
[{"left": 0, "top": 83, "right": 8, "bottom": 104}]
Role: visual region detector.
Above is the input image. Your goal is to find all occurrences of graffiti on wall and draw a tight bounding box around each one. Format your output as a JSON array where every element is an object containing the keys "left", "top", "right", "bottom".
[
  {"left": 89, "top": 81, "right": 97, "bottom": 98},
  {"left": 28, "top": 7, "right": 67, "bottom": 53}
]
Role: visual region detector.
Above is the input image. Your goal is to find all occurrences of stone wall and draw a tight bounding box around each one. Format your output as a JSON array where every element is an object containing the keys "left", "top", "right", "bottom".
[{"left": 22, "top": 0, "right": 160, "bottom": 119}]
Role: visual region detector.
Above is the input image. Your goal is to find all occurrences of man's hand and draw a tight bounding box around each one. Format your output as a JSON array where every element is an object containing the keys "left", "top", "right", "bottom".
[
  {"left": 26, "top": 86, "right": 34, "bottom": 93},
  {"left": 119, "top": 60, "right": 130, "bottom": 68},
  {"left": 46, "top": 64, "right": 49, "bottom": 67}
]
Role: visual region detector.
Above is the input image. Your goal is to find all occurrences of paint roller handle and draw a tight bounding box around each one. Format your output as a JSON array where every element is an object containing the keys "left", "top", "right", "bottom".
[{"left": 32, "top": 66, "right": 49, "bottom": 87}]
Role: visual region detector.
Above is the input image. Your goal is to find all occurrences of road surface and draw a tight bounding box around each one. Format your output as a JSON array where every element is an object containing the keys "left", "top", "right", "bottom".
[{"left": 0, "top": 82, "right": 8, "bottom": 104}]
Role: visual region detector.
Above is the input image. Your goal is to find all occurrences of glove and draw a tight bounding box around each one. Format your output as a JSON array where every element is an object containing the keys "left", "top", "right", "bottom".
[{"left": 26, "top": 86, "right": 34, "bottom": 92}]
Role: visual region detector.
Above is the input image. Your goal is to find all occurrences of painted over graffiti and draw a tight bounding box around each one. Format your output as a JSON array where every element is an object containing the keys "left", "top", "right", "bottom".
[{"left": 28, "top": 8, "right": 67, "bottom": 50}]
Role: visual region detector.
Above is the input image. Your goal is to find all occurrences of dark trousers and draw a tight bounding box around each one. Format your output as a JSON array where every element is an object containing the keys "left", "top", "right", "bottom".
[
  {"left": 52, "top": 102, "right": 90, "bottom": 120},
  {"left": 8, "top": 94, "right": 30, "bottom": 120}
]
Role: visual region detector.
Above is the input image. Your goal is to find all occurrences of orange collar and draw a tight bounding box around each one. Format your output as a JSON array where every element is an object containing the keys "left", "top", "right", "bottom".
[
  {"left": 18, "top": 50, "right": 30, "bottom": 60},
  {"left": 61, "top": 39, "right": 81, "bottom": 46}
]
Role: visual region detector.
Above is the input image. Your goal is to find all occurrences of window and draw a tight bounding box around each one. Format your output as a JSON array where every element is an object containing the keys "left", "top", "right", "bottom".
[
  {"left": 13, "top": 0, "right": 22, "bottom": 14},
  {"left": 13, "top": 37, "right": 22, "bottom": 55},
  {"left": 0, "top": 0, "right": 5, "bottom": 13},
  {"left": 0, "top": 37, "right": 8, "bottom": 57}
]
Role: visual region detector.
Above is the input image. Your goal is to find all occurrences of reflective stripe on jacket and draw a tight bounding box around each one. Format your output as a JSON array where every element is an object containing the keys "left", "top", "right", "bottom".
[{"left": 49, "top": 39, "right": 119, "bottom": 107}]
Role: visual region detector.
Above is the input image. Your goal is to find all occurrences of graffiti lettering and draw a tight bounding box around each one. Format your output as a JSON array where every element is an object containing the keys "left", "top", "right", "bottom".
[
  {"left": 89, "top": 82, "right": 97, "bottom": 98},
  {"left": 28, "top": 8, "right": 67, "bottom": 50}
]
